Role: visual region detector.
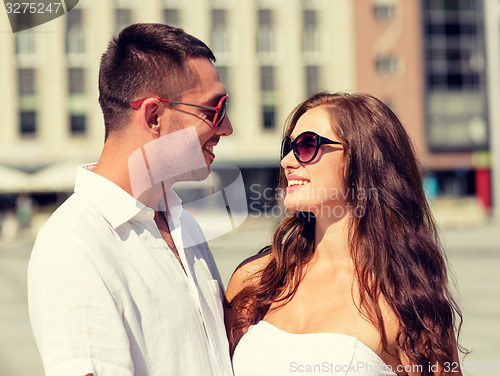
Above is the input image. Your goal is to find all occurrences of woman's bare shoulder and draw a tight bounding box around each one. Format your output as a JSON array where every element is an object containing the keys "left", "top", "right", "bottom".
[
  {"left": 377, "top": 295, "right": 400, "bottom": 342},
  {"left": 225, "top": 250, "right": 271, "bottom": 302}
]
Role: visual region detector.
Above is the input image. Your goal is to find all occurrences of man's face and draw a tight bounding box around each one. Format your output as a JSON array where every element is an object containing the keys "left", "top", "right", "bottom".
[
  {"left": 159, "top": 57, "right": 233, "bottom": 170},
  {"left": 127, "top": 58, "right": 232, "bottom": 207}
]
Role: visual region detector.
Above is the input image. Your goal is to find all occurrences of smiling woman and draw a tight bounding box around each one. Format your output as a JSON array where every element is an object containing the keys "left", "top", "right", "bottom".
[{"left": 225, "top": 92, "right": 465, "bottom": 376}]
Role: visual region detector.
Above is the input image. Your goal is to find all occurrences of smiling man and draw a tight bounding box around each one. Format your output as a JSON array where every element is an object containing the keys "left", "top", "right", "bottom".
[{"left": 27, "top": 23, "right": 233, "bottom": 376}]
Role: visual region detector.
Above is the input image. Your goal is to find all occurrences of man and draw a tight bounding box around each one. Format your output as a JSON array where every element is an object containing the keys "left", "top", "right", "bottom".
[{"left": 28, "top": 23, "right": 233, "bottom": 376}]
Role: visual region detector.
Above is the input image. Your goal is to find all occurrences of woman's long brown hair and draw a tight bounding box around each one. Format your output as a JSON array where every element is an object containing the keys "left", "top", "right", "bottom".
[{"left": 228, "top": 92, "right": 464, "bottom": 374}]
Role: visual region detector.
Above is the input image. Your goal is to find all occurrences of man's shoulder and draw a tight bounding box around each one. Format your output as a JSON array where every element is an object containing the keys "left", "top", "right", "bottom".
[
  {"left": 32, "top": 193, "right": 111, "bottom": 260},
  {"left": 28, "top": 192, "right": 126, "bottom": 290},
  {"left": 37, "top": 193, "right": 105, "bottom": 236}
]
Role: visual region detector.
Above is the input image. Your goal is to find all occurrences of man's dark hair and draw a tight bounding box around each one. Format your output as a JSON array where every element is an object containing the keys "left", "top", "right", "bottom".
[{"left": 98, "top": 23, "right": 216, "bottom": 140}]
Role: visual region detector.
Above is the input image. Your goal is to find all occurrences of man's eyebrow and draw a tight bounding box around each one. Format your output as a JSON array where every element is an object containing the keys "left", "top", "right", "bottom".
[{"left": 204, "top": 93, "right": 227, "bottom": 107}]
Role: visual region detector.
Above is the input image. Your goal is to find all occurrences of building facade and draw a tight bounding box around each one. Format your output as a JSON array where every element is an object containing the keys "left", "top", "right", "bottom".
[
  {"left": 0, "top": 0, "right": 497, "bottom": 218},
  {"left": 484, "top": 0, "right": 500, "bottom": 221},
  {"left": 353, "top": 0, "right": 493, "bottom": 215},
  {"left": 0, "top": 0, "right": 356, "bottom": 169}
]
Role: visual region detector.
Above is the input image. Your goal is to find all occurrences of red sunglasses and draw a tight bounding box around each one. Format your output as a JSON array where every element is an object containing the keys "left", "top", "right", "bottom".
[{"left": 130, "top": 94, "right": 228, "bottom": 128}]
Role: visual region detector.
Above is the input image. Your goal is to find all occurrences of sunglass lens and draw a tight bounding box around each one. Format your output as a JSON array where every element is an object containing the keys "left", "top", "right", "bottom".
[
  {"left": 281, "top": 137, "right": 292, "bottom": 160},
  {"left": 295, "top": 134, "right": 318, "bottom": 162}
]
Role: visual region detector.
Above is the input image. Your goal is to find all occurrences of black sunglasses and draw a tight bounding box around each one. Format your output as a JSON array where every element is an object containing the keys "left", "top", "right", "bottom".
[{"left": 281, "top": 131, "right": 342, "bottom": 163}]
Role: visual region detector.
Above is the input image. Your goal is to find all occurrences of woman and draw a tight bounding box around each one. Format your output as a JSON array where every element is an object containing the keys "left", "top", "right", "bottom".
[{"left": 225, "top": 92, "right": 464, "bottom": 376}]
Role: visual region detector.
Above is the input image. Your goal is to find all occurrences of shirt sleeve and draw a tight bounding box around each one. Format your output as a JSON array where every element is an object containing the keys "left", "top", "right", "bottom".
[{"left": 28, "top": 234, "right": 134, "bottom": 376}]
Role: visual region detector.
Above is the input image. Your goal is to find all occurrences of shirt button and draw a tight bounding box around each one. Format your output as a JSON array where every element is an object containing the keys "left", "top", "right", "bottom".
[{"left": 144, "top": 208, "right": 155, "bottom": 220}]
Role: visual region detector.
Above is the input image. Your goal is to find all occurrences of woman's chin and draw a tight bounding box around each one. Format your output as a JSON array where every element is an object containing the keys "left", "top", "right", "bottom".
[{"left": 283, "top": 200, "right": 318, "bottom": 215}]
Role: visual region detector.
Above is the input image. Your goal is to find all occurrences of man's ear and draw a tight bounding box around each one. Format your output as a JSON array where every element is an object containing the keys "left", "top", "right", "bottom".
[{"left": 140, "top": 99, "right": 162, "bottom": 138}]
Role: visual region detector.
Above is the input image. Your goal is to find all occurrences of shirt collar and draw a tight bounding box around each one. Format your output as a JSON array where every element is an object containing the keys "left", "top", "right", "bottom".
[{"left": 74, "top": 163, "right": 183, "bottom": 229}]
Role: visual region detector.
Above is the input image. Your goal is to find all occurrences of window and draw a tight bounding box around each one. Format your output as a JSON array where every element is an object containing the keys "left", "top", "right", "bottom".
[
  {"left": 18, "top": 69, "right": 37, "bottom": 137},
  {"left": 376, "top": 55, "right": 398, "bottom": 75},
  {"left": 68, "top": 66, "right": 87, "bottom": 136},
  {"left": 260, "top": 66, "right": 276, "bottom": 129},
  {"left": 374, "top": 3, "right": 395, "bottom": 22},
  {"left": 305, "top": 66, "right": 320, "bottom": 96},
  {"left": 70, "top": 114, "right": 86, "bottom": 135},
  {"left": 257, "top": 9, "right": 274, "bottom": 53},
  {"left": 424, "top": 0, "right": 485, "bottom": 90},
  {"left": 164, "top": 8, "right": 180, "bottom": 27},
  {"left": 66, "top": 9, "right": 84, "bottom": 54},
  {"left": 302, "top": 10, "right": 319, "bottom": 53},
  {"left": 260, "top": 66, "right": 275, "bottom": 91},
  {"left": 262, "top": 106, "right": 276, "bottom": 130},
  {"left": 211, "top": 9, "right": 228, "bottom": 53},
  {"left": 15, "top": 30, "right": 34, "bottom": 55},
  {"left": 19, "top": 111, "right": 37, "bottom": 136},
  {"left": 443, "top": 0, "right": 460, "bottom": 11},
  {"left": 423, "top": 0, "right": 437, "bottom": 11},
  {"left": 115, "top": 8, "right": 132, "bottom": 34},
  {"left": 68, "top": 68, "right": 85, "bottom": 94},
  {"left": 18, "top": 69, "right": 35, "bottom": 95},
  {"left": 423, "top": 0, "right": 488, "bottom": 151}
]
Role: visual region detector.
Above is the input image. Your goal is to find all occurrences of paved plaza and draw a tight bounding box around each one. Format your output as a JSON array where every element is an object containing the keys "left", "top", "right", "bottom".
[{"left": 0, "top": 216, "right": 499, "bottom": 375}]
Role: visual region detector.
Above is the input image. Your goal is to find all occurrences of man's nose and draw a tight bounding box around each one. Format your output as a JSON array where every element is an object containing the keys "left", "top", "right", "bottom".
[{"left": 215, "top": 115, "right": 233, "bottom": 136}]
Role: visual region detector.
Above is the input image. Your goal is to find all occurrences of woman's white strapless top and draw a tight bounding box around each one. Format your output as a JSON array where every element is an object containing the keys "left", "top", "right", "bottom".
[{"left": 232, "top": 320, "right": 397, "bottom": 376}]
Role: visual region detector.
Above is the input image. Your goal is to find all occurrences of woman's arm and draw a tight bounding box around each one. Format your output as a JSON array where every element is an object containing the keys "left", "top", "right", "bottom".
[
  {"left": 224, "top": 265, "right": 247, "bottom": 349},
  {"left": 224, "top": 252, "right": 271, "bottom": 354}
]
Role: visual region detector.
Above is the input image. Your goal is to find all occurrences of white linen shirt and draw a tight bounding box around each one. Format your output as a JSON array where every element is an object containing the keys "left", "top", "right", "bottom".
[{"left": 28, "top": 163, "right": 233, "bottom": 376}]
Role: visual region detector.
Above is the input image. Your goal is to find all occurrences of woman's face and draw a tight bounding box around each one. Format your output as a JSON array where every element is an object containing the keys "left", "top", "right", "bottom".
[{"left": 280, "top": 106, "right": 347, "bottom": 218}]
